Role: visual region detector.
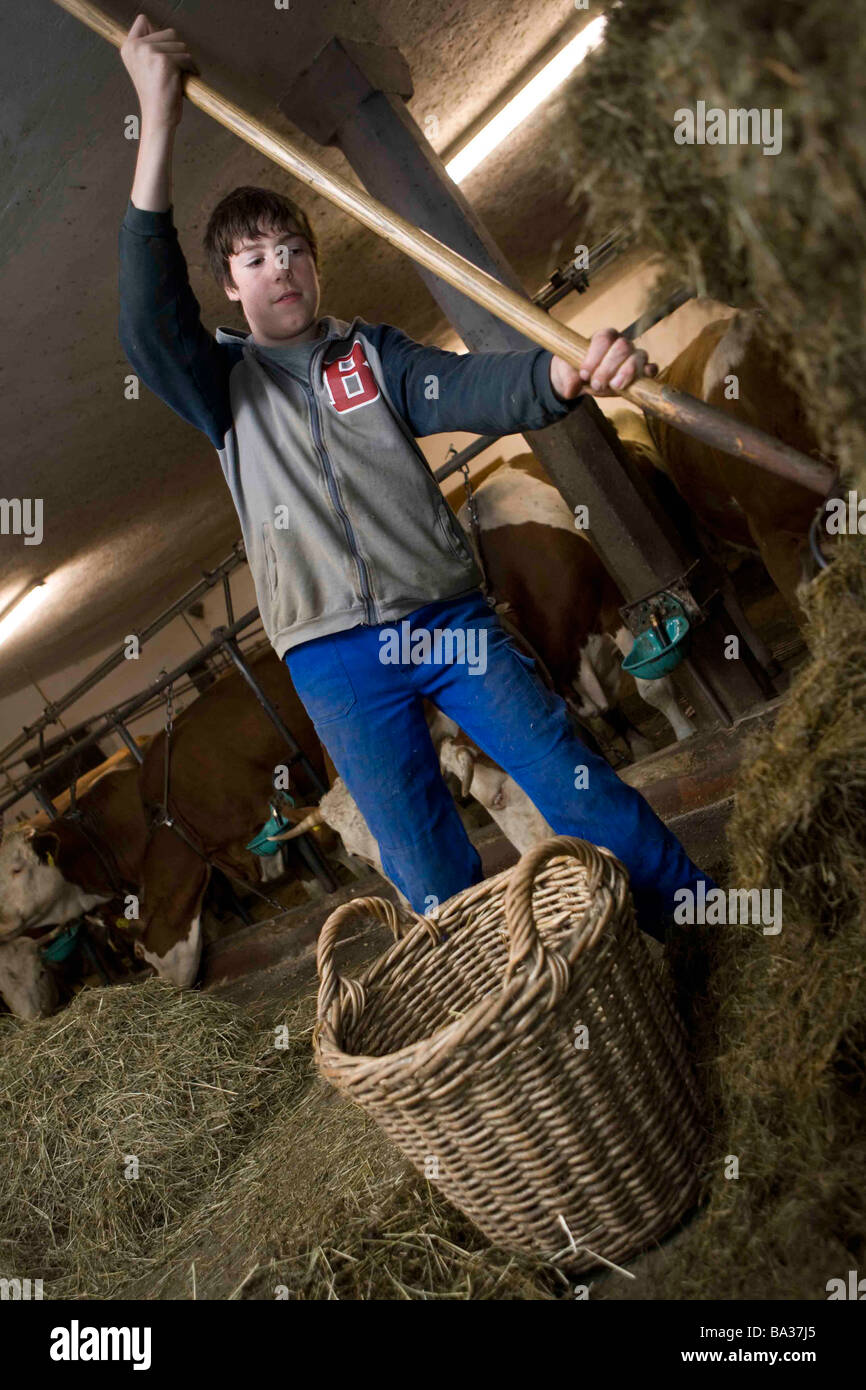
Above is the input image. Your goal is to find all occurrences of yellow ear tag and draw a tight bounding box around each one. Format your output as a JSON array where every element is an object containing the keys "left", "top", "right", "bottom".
[{"left": 47, "top": 852, "right": 55, "bottom": 866}]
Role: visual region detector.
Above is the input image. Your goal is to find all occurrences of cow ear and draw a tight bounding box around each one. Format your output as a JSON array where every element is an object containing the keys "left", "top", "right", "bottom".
[{"left": 32, "top": 830, "right": 61, "bottom": 867}]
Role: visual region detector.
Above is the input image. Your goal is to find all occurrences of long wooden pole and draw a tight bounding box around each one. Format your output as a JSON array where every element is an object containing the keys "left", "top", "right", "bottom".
[{"left": 53, "top": 0, "right": 835, "bottom": 496}]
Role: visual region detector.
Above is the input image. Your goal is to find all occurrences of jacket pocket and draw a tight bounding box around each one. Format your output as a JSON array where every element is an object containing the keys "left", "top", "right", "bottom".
[
  {"left": 435, "top": 499, "right": 471, "bottom": 561},
  {"left": 261, "top": 520, "right": 279, "bottom": 603}
]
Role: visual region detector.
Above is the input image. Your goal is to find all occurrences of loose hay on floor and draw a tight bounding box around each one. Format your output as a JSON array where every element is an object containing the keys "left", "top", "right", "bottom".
[
  {"left": 136, "top": 1078, "right": 566, "bottom": 1302},
  {"left": 0, "top": 979, "right": 312, "bottom": 1299},
  {"left": 251, "top": 1175, "right": 565, "bottom": 1301},
  {"left": 0, "top": 971, "right": 566, "bottom": 1301}
]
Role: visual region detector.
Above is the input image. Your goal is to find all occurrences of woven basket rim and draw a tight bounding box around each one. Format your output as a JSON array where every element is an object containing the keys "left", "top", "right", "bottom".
[{"left": 316, "top": 847, "right": 628, "bottom": 1070}]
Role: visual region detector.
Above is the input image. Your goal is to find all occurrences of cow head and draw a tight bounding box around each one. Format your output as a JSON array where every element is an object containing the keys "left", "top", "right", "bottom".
[
  {"left": 0, "top": 827, "right": 71, "bottom": 938},
  {"left": 0, "top": 935, "right": 58, "bottom": 1019},
  {"left": 0, "top": 824, "right": 114, "bottom": 941}
]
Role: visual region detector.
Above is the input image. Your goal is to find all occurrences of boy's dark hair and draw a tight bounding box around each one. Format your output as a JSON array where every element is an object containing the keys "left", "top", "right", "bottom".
[{"left": 203, "top": 186, "right": 319, "bottom": 288}]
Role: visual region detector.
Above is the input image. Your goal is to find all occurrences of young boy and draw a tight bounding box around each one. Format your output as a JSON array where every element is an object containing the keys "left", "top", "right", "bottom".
[{"left": 118, "top": 15, "right": 714, "bottom": 933}]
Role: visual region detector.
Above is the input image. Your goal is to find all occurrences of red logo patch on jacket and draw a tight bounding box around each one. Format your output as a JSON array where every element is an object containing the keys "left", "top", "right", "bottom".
[{"left": 323, "top": 340, "right": 381, "bottom": 414}]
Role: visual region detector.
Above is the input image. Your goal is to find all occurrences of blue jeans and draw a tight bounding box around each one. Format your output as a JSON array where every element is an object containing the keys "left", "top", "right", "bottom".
[{"left": 284, "top": 589, "right": 715, "bottom": 937}]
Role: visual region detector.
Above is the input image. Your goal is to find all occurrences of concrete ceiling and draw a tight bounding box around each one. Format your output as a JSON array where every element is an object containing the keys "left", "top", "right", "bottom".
[{"left": 0, "top": 0, "right": 606, "bottom": 700}]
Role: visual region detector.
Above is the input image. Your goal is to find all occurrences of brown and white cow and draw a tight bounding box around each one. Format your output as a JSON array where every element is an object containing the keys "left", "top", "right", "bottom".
[
  {"left": 645, "top": 310, "right": 829, "bottom": 619},
  {"left": 132, "top": 645, "right": 345, "bottom": 986},
  {"left": 455, "top": 452, "right": 697, "bottom": 758},
  {"left": 0, "top": 745, "right": 150, "bottom": 1017},
  {"left": 0, "top": 732, "right": 308, "bottom": 1015}
]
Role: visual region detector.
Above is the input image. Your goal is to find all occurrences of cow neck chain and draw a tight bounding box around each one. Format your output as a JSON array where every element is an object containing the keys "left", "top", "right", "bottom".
[
  {"left": 62, "top": 765, "right": 126, "bottom": 898},
  {"left": 459, "top": 462, "right": 493, "bottom": 601},
  {"left": 152, "top": 678, "right": 295, "bottom": 922}
]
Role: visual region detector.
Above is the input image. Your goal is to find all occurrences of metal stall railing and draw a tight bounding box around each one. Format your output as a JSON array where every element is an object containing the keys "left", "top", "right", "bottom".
[{"left": 1, "top": 596, "right": 338, "bottom": 895}]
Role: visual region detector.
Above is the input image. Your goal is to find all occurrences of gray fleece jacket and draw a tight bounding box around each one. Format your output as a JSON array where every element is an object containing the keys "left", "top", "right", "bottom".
[{"left": 118, "top": 201, "right": 579, "bottom": 657}]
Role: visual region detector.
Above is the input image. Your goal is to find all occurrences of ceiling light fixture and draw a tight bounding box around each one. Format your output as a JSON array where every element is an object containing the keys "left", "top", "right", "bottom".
[
  {"left": 445, "top": 15, "right": 608, "bottom": 184},
  {"left": 0, "top": 579, "right": 48, "bottom": 650}
]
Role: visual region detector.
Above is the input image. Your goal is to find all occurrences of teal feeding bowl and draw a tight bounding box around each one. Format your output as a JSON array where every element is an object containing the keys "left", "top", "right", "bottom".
[
  {"left": 246, "top": 802, "right": 296, "bottom": 856},
  {"left": 622, "top": 600, "right": 690, "bottom": 680},
  {"left": 40, "top": 921, "right": 81, "bottom": 964}
]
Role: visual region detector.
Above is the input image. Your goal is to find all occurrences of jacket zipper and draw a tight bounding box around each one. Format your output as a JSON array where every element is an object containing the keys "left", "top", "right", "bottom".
[{"left": 303, "top": 374, "right": 376, "bottom": 626}]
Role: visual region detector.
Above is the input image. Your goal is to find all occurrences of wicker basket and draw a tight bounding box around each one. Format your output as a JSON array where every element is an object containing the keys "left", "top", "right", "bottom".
[{"left": 314, "top": 835, "right": 705, "bottom": 1268}]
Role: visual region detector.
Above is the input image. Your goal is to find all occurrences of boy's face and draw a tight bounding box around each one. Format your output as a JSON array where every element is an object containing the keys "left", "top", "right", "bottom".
[{"left": 224, "top": 222, "right": 320, "bottom": 346}]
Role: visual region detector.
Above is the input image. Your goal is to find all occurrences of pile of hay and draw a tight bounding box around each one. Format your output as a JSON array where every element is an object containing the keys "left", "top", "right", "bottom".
[
  {"left": 538, "top": 0, "right": 866, "bottom": 1300},
  {"left": 252, "top": 1176, "right": 564, "bottom": 1301},
  {"left": 0, "top": 970, "right": 567, "bottom": 1300},
  {"left": 580, "top": 531, "right": 866, "bottom": 1300},
  {"left": 699, "top": 532, "right": 866, "bottom": 1296},
  {"left": 0, "top": 980, "right": 311, "bottom": 1299},
  {"left": 557, "top": 0, "right": 865, "bottom": 483},
  {"left": 124, "top": 1010, "right": 566, "bottom": 1301},
  {"left": 142, "top": 1118, "right": 565, "bottom": 1301}
]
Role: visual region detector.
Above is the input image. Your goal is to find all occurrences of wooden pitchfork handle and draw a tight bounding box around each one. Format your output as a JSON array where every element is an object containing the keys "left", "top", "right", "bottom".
[{"left": 53, "top": 0, "right": 835, "bottom": 497}]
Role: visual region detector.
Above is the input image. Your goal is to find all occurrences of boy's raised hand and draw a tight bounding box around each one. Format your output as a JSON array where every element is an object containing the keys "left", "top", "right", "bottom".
[{"left": 121, "top": 13, "right": 198, "bottom": 128}]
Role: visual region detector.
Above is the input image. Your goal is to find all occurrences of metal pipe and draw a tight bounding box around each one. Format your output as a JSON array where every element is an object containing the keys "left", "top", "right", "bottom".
[
  {"left": 434, "top": 433, "right": 501, "bottom": 483},
  {"left": 0, "top": 541, "right": 246, "bottom": 769},
  {"left": 0, "top": 606, "right": 263, "bottom": 816},
  {"left": 111, "top": 720, "right": 145, "bottom": 764},
  {"left": 4, "top": 665, "right": 228, "bottom": 784},
  {"left": 33, "top": 787, "right": 58, "bottom": 818},
  {"left": 621, "top": 288, "right": 694, "bottom": 342}
]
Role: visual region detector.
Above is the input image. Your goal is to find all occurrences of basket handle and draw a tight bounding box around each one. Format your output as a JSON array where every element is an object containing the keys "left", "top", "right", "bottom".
[
  {"left": 316, "top": 895, "right": 422, "bottom": 1033},
  {"left": 503, "top": 836, "right": 617, "bottom": 986}
]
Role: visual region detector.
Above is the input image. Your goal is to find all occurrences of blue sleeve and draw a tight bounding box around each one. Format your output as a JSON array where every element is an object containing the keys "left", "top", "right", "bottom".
[
  {"left": 366, "top": 322, "right": 582, "bottom": 437},
  {"left": 118, "top": 201, "right": 234, "bottom": 449}
]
